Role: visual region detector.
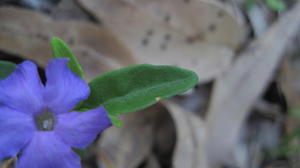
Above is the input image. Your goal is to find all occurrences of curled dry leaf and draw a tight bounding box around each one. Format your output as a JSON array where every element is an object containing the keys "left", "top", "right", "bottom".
[
  {"left": 0, "top": 158, "right": 14, "bottom": 168},
  {"left": 163, "top": 101, "right": 207, "bottom": 168},
  {"left": 205, "top": 2, "right": 300, "bottom": 167},
  {"left": 0, "top": 7, "right": 135, "bottom": 80},
  {"left": 278, "top": 42, "right": 300, "bottom": 167},
  {"left": 77, "top": 0, "right": 246, "bottom": 82},
  {"left": 49, "top": 0, "right": 93, "bottom": 21},
  {"left": 144, "top": 154, "right": 161, "bottom": 168},
  {"left": 97, "top": 105, "right": 167, "bottom": 168},
  {"left": 279, "top": 56, "right": 300, "bottom": 109}
]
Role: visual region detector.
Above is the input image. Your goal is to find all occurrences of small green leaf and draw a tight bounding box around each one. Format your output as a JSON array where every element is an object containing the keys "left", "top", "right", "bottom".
[
  {"left": 269, "top": 144, "right": 300, "bottom": 158},
  {"left": 73, "top": 148, "right": 88, "bottom": 158},
  {"left": 50, "top": 37, "right": 85, "bottom": 79},
  {"left": 108, "top": 114, "right": 123, "bottom": 127},
  {"left": 265, "top": 0, "right": 286, "bottom": 11},
  {"left": 289, "top": 108, "right": 300, "bottom": 119},
  {"left": 246, "top": 0, "right": 257, "bottom": 10},
  {"left": 77, "top": 64, "right": 198, "bottom": 115},
  {"left": 0, "top": 61, "right": 16, "bottom": 80}
]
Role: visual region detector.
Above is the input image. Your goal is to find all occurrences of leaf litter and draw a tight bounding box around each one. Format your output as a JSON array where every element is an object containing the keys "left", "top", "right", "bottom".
[{"left": 1, "top": 0, "right": 300, "bottom": 168}]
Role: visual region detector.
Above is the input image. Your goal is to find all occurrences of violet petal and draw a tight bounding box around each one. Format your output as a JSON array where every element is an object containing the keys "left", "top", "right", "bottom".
[
  {"left": 0, "top": 61, "right": 44, "bottom": 114},
  {"left": 55, "top": 106, "right": 112, "bottom": 148},
  {"left": 0, "top": 107, "right": 35, "bottom": 160},
  {"left": 17, "top": 131, "right": 81, "bottom": 168},
  {"left": 44, "top": 58, "right": 90, "bottom": 114}
]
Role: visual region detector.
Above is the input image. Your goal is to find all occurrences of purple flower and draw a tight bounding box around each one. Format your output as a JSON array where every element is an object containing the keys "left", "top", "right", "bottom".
[{"left": 0, "top": 58, "right": 112, "bottom": 168}]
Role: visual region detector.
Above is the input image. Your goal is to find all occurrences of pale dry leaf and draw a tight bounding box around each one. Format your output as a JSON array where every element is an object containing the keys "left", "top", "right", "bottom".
[
  {"left": 205, "top": 2, "right": 300, "bottom": 167},
  {"left": 49, "top": 0, "right": 93, "bottom": 21},
  {"left": 0, "top": 7, "right": 135, "bottom": 80},
  {"left": 278, "top": 56, "right": 300, "bottom": 137},
  {"left": 163, "top": 101, "right": 207, "bottom": 168},
  {"left": 144, "top": 155, "right": 161, "bottom": 168},
  {"left": 0, "top": 158, "right": 14, "bottom": 168},
  {"left": 279, "top": 56, "right": 300, "bottom": 108},
  {"left": 97, "top": 105, "right": 166, "bottom": 168},
  {"left": 76, "top": 0, "right": 245, "bottom": 82},
  {"left": 278, "top": 46, "right": 300, "bottom": 168}
]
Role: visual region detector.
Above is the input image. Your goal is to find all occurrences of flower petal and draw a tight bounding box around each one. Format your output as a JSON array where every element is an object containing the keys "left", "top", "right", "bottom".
[
  {"left": 0, "top": 61, "right": 44, "bottom": 114},
  {"left": 55, "top": 106, "right": 112, "bottom": 148},
  {"left": 44, "top": 58, "right": 90, "bottom": 114},
  {"left": 0, "top": 107, "right": 35, "bottom": 160},
  {"left": 17, "top": 131, "right": 81, "bottom": 168}
]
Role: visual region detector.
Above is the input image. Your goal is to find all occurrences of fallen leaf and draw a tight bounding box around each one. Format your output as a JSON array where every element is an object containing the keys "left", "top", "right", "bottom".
[
  {"left": 77, "top": 0, "right": 246, "bottom": 82},
  {"left": 0, "top": 158, "right": 14, "bottom": 168},
  {"left": 205, "top": 2, "right": 300, "bottom": 167},
  {"left": 0, "top": 7, "right": 135, "bottom": 80},
  {"left": 97, "top": 104, "right": 166, "bottom": 168},
  {"left": 163, "top": 101, "right": 207, "bottom": 168},
  {"left": 49, "top": 0, "right": 93, "bottom": 21},
  {"left": 279, "top": 56, "right": 300, "bottom": 109},
  {"left": 143, "top": 154, "right": 161, "bottom": 168}
]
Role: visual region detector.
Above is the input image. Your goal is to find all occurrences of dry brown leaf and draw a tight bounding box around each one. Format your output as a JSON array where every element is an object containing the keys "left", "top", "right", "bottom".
[
  {"left": 144, "top": 155, "right": 161, "bottom": 168},
  {"left": 77, "top": 0, "right": 245, "bottom": 82},
  {"left": 0, "top": 158, "right": 14, "bottom": 168},
  {"left": 49, "top": 0, "right": 93, "bottom": 21},
  {"left": 278, "top": 42, "right": 300, "bottom": 168},
  {"left": 163, "top": 101, "right": 207, "bottom": 168},
  {"left": 205, "top": 2, "right": 300, "bottom": 167},
  {"left": 0, "top": 7, "right": 135, "bottom": 80},
  {"left": 279, "top": 57, "right": 300, "bottom": 108},
  {"left": 97, "top": 105, "right": 166, "bottom": 168}
]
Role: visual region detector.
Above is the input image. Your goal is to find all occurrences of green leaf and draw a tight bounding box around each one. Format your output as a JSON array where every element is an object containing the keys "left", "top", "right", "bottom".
[
  {"left": 265, "top": 0, "right": 286, "bottom": 11},
  {"left": 246, "top": 0, "right": 257, "bottom": 10},
  {"left": 289, "top": 108, "right": 300, "bottom": 119},
  {"left": 77, "top": 64, "right": 198, "bottom": 115},
  {"left": 50, "top": 37, "right": 85, "bottom": 79},
  {"left": 0, "top": 61, "right": 16, "bottom": 80},
  {"left": 108, "top": 114, "right": 123, "bottom": 127},
  {"left": 73, "top": 148, "right": 88, "bottom": 158},
  {"left": 269, "top": 144, "right": 300, "bottom": 158}
]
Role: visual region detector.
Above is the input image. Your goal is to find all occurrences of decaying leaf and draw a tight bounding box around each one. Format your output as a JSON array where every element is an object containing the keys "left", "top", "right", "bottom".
[
  {"left": 163, "top": 101, "right": 207, "bottom": 168},
  {"left": 0, "top": 158, "right": 14, "bottom": 168},
  {"left": 205, "top": 2, "right": 300, "bottom": 167},
  {"left": 144, "top": 155, "right": 161, "bottom": 168},
  {"left": 97, "top": 105, "right": 166, "bottom": 168},
  {"left": 77, "top": 0, "right": 246, "bottom": 82},
  {"left": 0, "top": 7, "right": 135, "bottom": 80},
  {"left": 49, "top": 0, "right": 93, "bottom": 21},
  {"left": 279, "top": 56, "right": 300, "bottom": 109},
  {"left": 278, "top": 38, "right": 300, "bottom": 167}
]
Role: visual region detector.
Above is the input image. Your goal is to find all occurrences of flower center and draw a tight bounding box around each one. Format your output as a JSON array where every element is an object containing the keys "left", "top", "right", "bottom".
[{"left": 35, "top": 110, "right": 55, "bottom": 131}]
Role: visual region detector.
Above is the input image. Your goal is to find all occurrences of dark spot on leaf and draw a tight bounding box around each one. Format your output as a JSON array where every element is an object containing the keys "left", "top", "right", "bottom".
[
  {"left": 36, "top": 33, "right": 49, "bottom": 41},
  {"left": 164, "top": 34, "right": 171, "bottom": 41},
  {"left": 68, "top": 37, "right": 75, "bottom": 45},
  {"left": 186, "top": 33, "right": 205, "bottom": 44},
  {"left": 81, "top": 50, "right": 88, "bottom": 56},
  {"left": 142, "top": 38, "right": 149, "bottom": 46},
  {"left": 186, "top": 37, "right": 195, "bottom": 44},
  {"left": 208, "top": 24, "right": 217, "bottom": 32},
  {"left": 164, "top": 15, "right": 171, "bottom": 23},
  {"left": 217, "top": 10, "right": 225, "bottom": 18},
  {"left": 147, "top": 29, "right": 154, "bottom": 37}
]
